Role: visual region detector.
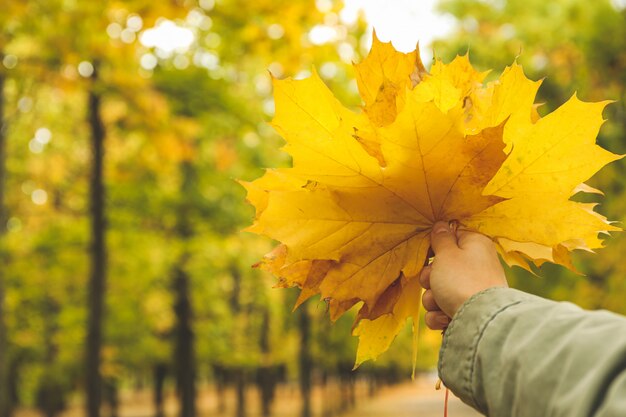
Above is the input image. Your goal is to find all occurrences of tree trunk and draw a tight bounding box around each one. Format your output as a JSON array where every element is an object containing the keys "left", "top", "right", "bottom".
[
  {"left": 173, "top": 160, "right": 196, "bottom": 417},
  {"left": 153, "top": 363, "right": 167, "bottom": 417},
  {"left": 86, "top": 62, "right": 107, "bottom": 417},
  {"left": 298, "top": 303, "right": 312, "bottom": 417},
  {"left": 337, "top": 362, "right": 354, "bottom": 412},
  {"left": 228, "top": 262, "right": 245, "bottom": 417},
  {"left": 103, "top": 378, "right": 118, "bottom": 417},
  {"left": 257, "top": 309, "right": 276, "bottom": 417},
  {"left": 213, "top": 365, "right": 226, "bottom": 414},
  {"left": 257, "top": 366, "right": 273, "bottom": 417},
  {"left": 173, "top": 263, "right": 195, "bottom": 417},
  {"left": 37, "top": 296, "right": 64, "bottom": 417},
  {"left": 235, "top": 369, "right": 246, "bottom": 417},
  {"left": 0, "top": 72, "right": 13, "bottom": 417},
  {"left": 230, "top": 268, "right": 241, "bottom": 312},
  {"left": 318, "top": 316, "right": 333, "bottom": 417},
  {"left": 7, "top": 358, "right": 19, "bottom": 410}
]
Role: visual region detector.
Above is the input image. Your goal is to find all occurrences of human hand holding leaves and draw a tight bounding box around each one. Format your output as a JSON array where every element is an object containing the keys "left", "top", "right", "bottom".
[{"left": 242, "top": 33, "right": 621, "bottom": 368}]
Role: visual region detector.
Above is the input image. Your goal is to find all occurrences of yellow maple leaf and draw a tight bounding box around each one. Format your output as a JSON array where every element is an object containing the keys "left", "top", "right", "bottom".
[
  {"left": 354, "top": 31, "right": 427, "bottom": 127},
  {"left": 243, "top": 35, "right": 622, "bottom": 368}
]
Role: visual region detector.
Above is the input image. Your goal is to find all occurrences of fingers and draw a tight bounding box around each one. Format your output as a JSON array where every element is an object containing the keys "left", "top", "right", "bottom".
[
  {"left": 419, "top": 265, "right": 431, "bottom": 289},
  {"left": 425, "top": 311, "right": 450, "bottom": 330},
  {"left": 421, "top": 289, "right": 438, "bottom": 311},
  {"left": 422, "top": 290, "right": 449, "bottom": 330},
  {"left": 456, "top": 229, "right": 494, "bottom": 250},
  {"left": 430, "top": 221, "right": 459, "bottom": 255}
]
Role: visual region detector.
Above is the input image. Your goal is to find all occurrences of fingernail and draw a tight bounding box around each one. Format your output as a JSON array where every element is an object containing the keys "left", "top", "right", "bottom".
[
  {"left": 437, "top": 316, "right": 451, "bottom": 326},
  {"left": 433, "top": 223, "right": 449, "bottom": 234}
]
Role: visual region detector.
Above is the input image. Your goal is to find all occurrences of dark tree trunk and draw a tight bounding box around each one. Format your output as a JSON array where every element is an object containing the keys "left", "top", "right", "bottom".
[
  {"left": 173, "top": 160, "right": 196, "bottom": 417},
  {"left": 173, "top": 264, "right": 196, "bottom": 417},
  {"left": 337, "top": 362, "right": 355, "bottom": 412},
  {"left": 257, "top": 309, "right": 276, "bottom": 417},
  {"left": 37, "top": 381, "right": 65, "bottom": 417},
  {"left": 259, "top": 308, "right": 270, "bottom": 353},
  {"left": 7, "top": 358, "right": 19, "bottom": 409},
  {"left": 318, "top": 317, "right": 333, "bottom": 417},
  {"left": 213, "top": 366, "right": 226, "bottom": 414},
  {"left": 235, "top": 369, "right": 246, "bottom": 417},
  {"left": 86, "top": 62, "right": 107, "bottom": 417},
  {"left": 0, "top": 73, "right": 13, "bottom": 417},
  {"left": 228, "top": 267, "right": 246, "bottom": 417},
  {"left": 153, "top": 363, "right": 167, "bottom": 417},
  {"left": 230, "top": 268, "right": 241, "bottom": 312},
  {"left": 257, "top": 367, "right": 273, "bottom": 417},
  {"left": 103, "top": 379, "right": 119, "bottom": 417},
  {"left": 299, "top": 303, "right": 312, "bottom": 417},
  {"left": 37, "top": 296, "right": 64, "bottom": 417}
]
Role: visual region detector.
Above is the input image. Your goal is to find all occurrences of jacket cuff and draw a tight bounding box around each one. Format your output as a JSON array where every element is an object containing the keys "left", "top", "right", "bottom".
[{"left": 437, "top": 287, "right": 532, "bottom": 410}]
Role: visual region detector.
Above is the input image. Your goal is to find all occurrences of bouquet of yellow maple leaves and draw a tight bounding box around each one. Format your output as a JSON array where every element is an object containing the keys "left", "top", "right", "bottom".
[{"left": 242, "top": 34, "right": 621, "bottom": 369}]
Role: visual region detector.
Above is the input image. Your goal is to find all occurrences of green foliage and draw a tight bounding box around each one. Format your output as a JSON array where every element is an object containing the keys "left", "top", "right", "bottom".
[
  {"left": 0, "top": 0, "right": 377, "bottom": 409},
  {"left": 1, "top": 0, "right": 625, "bottom": 410}
]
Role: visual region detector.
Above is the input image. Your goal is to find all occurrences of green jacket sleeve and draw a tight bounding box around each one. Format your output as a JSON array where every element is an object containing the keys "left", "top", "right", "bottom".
[{"left": 438, "top": 287, "right": 626, "bottom": 417}]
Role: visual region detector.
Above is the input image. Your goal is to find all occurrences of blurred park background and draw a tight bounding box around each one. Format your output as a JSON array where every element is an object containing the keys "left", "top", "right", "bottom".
[{"left": 0, "top": 0, "right": 625, "bottom": 416}]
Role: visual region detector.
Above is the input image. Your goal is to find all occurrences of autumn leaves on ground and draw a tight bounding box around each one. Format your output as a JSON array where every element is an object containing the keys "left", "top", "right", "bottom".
[{"left": 244, "top": 34, "right": 620, "bottom": 368}]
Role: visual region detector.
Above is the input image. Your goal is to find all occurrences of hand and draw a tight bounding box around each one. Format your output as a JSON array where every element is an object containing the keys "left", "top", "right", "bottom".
[{"left": 420, "top": 221, "right": 508, "bottom": 330}]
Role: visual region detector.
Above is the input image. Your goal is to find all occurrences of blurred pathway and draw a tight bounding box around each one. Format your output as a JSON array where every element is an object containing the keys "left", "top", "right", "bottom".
[
  {"left": 15, "top": 375, "right": 484, "bottom": 417},
  {"left": 342, "top": 378, "right": 483, "bottom": 417}
]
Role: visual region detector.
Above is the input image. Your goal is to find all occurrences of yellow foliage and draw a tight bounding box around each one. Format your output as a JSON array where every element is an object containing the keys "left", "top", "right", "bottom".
[
  {"left": 243, "top": 35, "right": 622, "bottom": 367},
  {"left": 352, "top": 274, "right": 422, "bottom": 370}
]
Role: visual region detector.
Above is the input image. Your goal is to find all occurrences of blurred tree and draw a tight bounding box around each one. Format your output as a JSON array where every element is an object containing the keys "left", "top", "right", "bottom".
[
  {"left": 1, "top": 1, "right": 191, "bottom": 416},
  {"left": 298, "top": 303, "right": 312, "bottom": 417},
  {"left": 0, "top": 65, "right": 10, "bottom": 417},
  {"left": 1, "top": 2, "right": 30, "bottom": 414},
  {"left": 142, "top": 3, "right": 368, "bottom": 417},
  {"left": 172, "top": 159, "right": 198, "bottom": 417},
  {"left": 0, "top": 1, "right": 439, "bottom": 416},
  {"left": 86, "top": 59, "right": 107, "bottom": 417},
  {"left": 21, "top": 2, "right": 192, "bottom": 416}
]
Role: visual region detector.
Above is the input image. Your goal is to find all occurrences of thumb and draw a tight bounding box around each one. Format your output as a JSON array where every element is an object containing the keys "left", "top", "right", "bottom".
[{"left": 430, "top": 221, "right": 459, "bottom": 255}]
